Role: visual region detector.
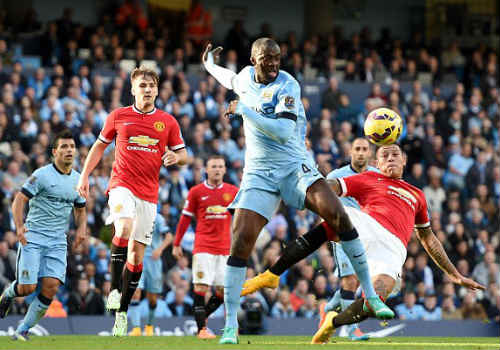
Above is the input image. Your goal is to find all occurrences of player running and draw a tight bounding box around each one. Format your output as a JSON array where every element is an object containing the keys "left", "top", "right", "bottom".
[
  {"left": 128, "top": 213, "right": 172, "bottom": 336},
  {"left": 173, "top": 155, "right": 238, "bottom": 339},
  {"left": 0, "top": 130, "right": 87, "bottom": 341},
  {"left": 203, "top": 38, "right": 392, "bottom": 344},
  {"left": 241, "top": 143, "right": 485, "bottom": 344},
  {"left": 77, "top": 66, "right": 187, "bottom": 336},
  {"left": 320, "top": 137, "right": 376, "bottom": 341}
]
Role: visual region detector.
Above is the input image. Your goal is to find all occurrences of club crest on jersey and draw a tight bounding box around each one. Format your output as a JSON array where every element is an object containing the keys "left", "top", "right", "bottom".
[
  {"left": 22, "top": 270, "right": 29, "bottom": 278},
  {"left": 128, "top": 135, "right": 159, "bottom": 146},
  {"left": 284, "top": 96, "right": 295, "bottom": 109},
  {"left": 113, "top": 204, "right": 123, "bottom": 213},
  {"left": 222, "top": 193, "right": 233, "bottom": 202},
  {"left": 261, "top": 88, "right": 274, "bottom": 102},
  {"left": 153, "top": 121, "right": 165, "bottom": 132},
  {"left": 197, "top": 271, "right": 204, "bottom": 279}
]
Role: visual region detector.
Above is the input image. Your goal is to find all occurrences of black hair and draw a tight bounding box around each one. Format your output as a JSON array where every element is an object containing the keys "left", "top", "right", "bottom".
[{"left": 52, "top": 129, "right": 74, "bottom": 149}]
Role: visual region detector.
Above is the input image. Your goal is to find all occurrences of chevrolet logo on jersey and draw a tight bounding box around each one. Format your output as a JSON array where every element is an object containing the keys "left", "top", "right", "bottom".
[
  {"left": 129, "top": 135, "right": 159, "bottom": 146},
  {"left": 206, "top": 205, "right": 228, "bottom": 214},
  {"left": 388, "top": 186, "right": 417, "bottom": 203}
]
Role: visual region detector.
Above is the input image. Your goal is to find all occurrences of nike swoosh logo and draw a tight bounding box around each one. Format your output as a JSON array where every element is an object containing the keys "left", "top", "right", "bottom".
[
  {"left": 201, "top": 196, "right": 209, "bottom": 200},
  {"left": 353, "top": 253, "right": 364, "bottom": 258},
  {"left": 124, "top": 122, "right": 135, "bottom": 126}
]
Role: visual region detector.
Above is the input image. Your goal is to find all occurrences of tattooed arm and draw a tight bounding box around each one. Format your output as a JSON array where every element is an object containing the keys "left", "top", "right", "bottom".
[{"left": 416, "top": 226, "right": 485, "bottom": 290}]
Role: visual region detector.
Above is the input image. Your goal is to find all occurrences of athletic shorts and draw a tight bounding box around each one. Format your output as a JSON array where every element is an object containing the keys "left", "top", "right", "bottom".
[
  {"left": 17, "top": 241, "right": 67, "bottom": 285},
  {"left": 229, "top": 158, "right": 323, "bottom": 221},
  {"left": 106, "top": 186, "right": 157, "bottom": 245},
  {"left": 344, "top": 206, "right": 407, "bottom": 294},
  {"left": 192, "top": 253, "right": 228, "bottom": 286},
  {"left": 138, "top": 255, "right": 163, "bottom": 294}
]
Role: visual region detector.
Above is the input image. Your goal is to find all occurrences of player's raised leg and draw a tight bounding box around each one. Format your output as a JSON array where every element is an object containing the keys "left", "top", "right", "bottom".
[{"left": 220, "top": 208, "right": 268, "bottom": 344}]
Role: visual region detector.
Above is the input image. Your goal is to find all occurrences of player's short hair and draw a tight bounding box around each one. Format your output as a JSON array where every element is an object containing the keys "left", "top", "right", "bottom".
[
  {"left": 130, "top": 65, "right": 159, "bottom": 86},
  {"left": 52, "top": 129, "right": 75, "bottom": 149},
  {"left": 206, "top": 154, "right": 226, "bottom": 165},
  {"left": 251, "top": 37, "right": 280, "bottom": 58}
]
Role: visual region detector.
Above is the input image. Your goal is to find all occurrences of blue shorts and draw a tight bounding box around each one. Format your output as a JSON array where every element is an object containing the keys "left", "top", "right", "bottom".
[
  {"left": 138, "top": 255, "right": 163, "bottom": 294},
  {"left": 17, "top": 241, "right": 67, "bottom": 285},
  {"left": 229, "top": 159, "right": 323, "bottom": 221},
  {"left": 333, "top": 242, "right": 355, "bottom": 278}
]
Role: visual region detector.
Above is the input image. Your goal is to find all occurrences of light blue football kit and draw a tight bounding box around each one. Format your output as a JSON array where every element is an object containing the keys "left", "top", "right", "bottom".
[
  {"left": 228, "top": 66, "right": 323, "bottom": 220},
  {"left": 18, "top": 163, "right": 86, "bottom": 285},
  {"left": 138, "top": 214, "right": 170, "bottom": 294},
  {"left": 327, "top": 165, "right": 378, "bottom": 278}
]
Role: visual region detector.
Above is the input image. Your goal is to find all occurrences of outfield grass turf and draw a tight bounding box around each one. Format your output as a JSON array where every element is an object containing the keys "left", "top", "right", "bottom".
[{"left": 0, "top": 336, "right": 498, "bottom": 350}]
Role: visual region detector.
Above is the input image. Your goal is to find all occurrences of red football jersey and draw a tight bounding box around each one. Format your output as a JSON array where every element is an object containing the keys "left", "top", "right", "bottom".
[
  {"left": 99, "top": 105, "right": 185, "bottom": 203},
  {"left": 181, "top": 181, "right": 238, "bottom": 255},
  {"left": 338, "top": 171, "right": 430, "bottom": 247}
]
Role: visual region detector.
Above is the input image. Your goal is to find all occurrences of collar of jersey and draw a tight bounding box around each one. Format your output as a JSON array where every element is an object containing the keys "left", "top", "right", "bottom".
[
  {"left": 132, "top": 104, "right": 156, "bottom": 115},
  {"left": 203, "top": 180, "right": 223, "bottom": 189},
  {"left": 52, "top": 163, "right": 72, "bottom": 176}
]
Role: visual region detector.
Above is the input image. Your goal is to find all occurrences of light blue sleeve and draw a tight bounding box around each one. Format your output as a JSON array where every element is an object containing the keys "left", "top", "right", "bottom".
[
  {"left": 156, "top": 215, "right": 170, "bottom": 234},
  {"left": 236, "top": 103, "right": 296, "bottom": 144},
  {"left": 232, "top": 66, "right": 252, "bottom": 96},
  {"left": 274, "top": 80, "right": 301, "bottom": 117},
  {"left": 21, "top": 168, "right": 44, "bottom": 198},
  {"left": 326, "top": 169, "right": 343, "bottom": 180}
]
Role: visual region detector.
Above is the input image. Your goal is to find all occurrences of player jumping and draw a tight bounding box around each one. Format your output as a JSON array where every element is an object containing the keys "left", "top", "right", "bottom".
[
  {"left": 241, "top": 143, "right": 485, "bottom": 344},
  {"left": 77, "top": 66, "right": 187, "bottom": 336},
  {"left": 173, "top": 155, "right": 238, "bottom": 339},
  {"left": 202, "top": 38, "right": 393, "bottom": 344},
  {"left": 0, "top": 130, "right": 87, "bottom": 341}
]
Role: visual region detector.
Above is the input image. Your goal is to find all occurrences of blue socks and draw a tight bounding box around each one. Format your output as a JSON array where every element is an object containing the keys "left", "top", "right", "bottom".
[
  {"left": 223, "top": 256, "right": 247, "bottom": 329},
  {"left": 128, "top": 300, "right": 141, "bottom": 328},
  {"left": 16, "top": 294, "right": 51, "bottom": 333},
  {"left": 340, "top": 238, "right": 377, "bottom": 299},
  {"left": 325, "top": 289, "right": 341, "bottom": 312},
  {"left": 147, "top": 303, "right": 156, "bottom": 326}
]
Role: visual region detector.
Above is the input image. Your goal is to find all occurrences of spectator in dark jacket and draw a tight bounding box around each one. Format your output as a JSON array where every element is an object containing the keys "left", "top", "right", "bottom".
[{"left": 67, "top": 277, "right": 105, "bottom": 315}]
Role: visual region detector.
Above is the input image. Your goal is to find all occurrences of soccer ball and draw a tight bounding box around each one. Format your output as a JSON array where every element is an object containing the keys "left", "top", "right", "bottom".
[{"left": 364, "top": 107, "right": 403, "bottom": 146}]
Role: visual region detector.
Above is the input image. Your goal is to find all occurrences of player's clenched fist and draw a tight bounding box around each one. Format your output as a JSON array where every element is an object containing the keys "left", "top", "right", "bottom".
[{"left": 163, "top": 150, "right": 179, "bottom": 167}]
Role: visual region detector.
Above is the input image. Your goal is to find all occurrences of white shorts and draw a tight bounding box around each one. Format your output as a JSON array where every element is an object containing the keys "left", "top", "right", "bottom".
[
  {"left": 345, "top": 206, "right": 407, "bottom": 294},
  {"left": 192, "top": 253, "right": 228, "bottom": 286},
  {"left": 106, "top": 186, "right": 157, "bottom": 245}
]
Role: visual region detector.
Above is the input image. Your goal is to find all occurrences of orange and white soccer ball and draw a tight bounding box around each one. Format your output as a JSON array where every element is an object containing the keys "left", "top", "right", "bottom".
[{"left": 364, "top": 107, "right": 403, "bottom": 146}]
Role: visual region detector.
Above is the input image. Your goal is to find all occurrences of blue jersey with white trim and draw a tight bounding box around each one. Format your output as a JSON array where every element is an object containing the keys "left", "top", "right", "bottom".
[
  {"left": 21, "top": 163, "right": 86, "bottom": 245},
  {"left": 233, "top": 66, "right": 311, "bottom": 171}
]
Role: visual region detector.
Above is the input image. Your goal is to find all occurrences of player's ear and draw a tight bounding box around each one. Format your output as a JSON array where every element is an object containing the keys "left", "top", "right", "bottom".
[{"left": 250, "top": 55, "right": 256, "bottom": 65}]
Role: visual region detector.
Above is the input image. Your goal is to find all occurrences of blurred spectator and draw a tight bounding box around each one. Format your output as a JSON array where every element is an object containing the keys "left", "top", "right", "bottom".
[
  {"left": 0, "top": 240, "right": 16, "bottom": 290},
  {"left": 168, "top": 287, "right": 193, "bottom": 316},
  {"left": 460, "top": 292, "right": 487, "bottom": 320},
  {"left": 395, "top": 291, "right": 425, "bottom": 320},
  {"left": 67, "top": 277, "right": 105, "bottom": 315},
  {"left": 421, "top": 294, "right": 442, "bottom": 320},
  {"left": 271, "top": 290, "right": 296, "bottom": 318},
  {"left": 441, "top": 296, "right": 462, "bottom": 320}
]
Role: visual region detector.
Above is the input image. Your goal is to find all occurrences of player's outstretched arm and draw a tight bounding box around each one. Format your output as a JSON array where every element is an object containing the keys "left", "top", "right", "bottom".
[
  {"left": 202, "top": 43, "right": 237, "bottom": 90},
  {"left": 152, "top": 232, "right": 173, "bottom": 260},
  {"left": 416, "top": 226, "right": 485, "bottom": 291},
  {"left": 77, "top": 140, "right": 109, "bottom": 198},
  {"left": 12, "top": 191, "right": 29, "bottom": 246}
]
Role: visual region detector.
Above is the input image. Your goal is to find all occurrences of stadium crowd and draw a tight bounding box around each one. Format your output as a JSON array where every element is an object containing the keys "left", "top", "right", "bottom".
[{"left": 0, "top": 3, "right": 498, "bottom": 324}]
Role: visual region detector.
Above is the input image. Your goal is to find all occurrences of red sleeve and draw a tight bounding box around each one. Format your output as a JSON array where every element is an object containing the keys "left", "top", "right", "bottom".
[
  {"left": 167, "top": 117, "right": 185, "bottom": 151},
  {"left": 182, "top": 187, "right": 197, "bottom": 217},
  {"left": 337, "top": 174, "right": 367, "bottom": 198},
  {"left": 174, "top": 214, "right": 192, "bottom": 247},
  {"left": 415, "top": 191, "right": 431, "bottom": 228},
  {"left": 99, "top": 109, "right": 117, "bottom": 143}
]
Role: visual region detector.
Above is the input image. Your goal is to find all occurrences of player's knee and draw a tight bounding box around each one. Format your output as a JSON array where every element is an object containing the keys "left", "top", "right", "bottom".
[
  {"left": 194, "top": 284, "right": 208, "bottom": 294},
  {"left": 341, "top": 275, "right": 358, "bottom": 292},
  {"left": 115, "top": 218, "right": 134, "bottom": 239},
  {"left": 324, "top": 209, "right": 351, "bottom": 233}
]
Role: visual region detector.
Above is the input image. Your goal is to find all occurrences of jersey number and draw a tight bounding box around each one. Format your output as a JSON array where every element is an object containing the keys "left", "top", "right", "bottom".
[{"left": 302, "top": 164, "right": 311, "bottom": 173}]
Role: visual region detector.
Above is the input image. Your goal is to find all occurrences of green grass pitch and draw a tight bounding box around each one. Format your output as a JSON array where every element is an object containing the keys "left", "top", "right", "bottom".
[{"left": 0, "top": 336, "right": 498, "bottom": 350}]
